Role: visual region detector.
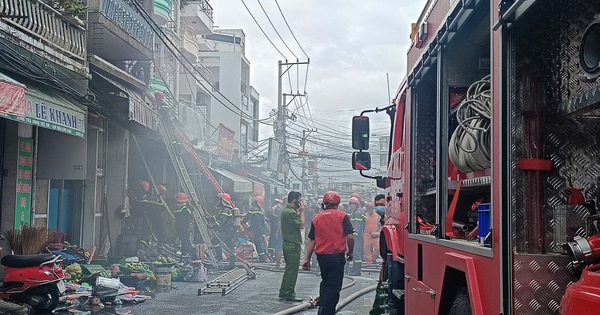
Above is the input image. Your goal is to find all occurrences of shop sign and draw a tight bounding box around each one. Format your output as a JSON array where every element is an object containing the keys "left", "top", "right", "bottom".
[
  {"left": 217, "top": 124, "right": 235, "bottom": 160},
  {"left": 0, "top": 81, "right": 25, "bottom": 117},
  {"left": 15, "top": 137, "right": 33, "bottom": 229},
  {"left": 0, "top": 93, "right": 85, "bottom": 138}
]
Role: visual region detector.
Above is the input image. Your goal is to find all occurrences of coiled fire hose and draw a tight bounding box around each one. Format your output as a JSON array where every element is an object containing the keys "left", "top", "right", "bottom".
[{"left": 449, "top": 75, "right": 492, "bottom": 173}]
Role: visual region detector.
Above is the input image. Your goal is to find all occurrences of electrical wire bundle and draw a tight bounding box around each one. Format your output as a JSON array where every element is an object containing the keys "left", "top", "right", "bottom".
[{"left": 449, "top": 75, "right": 491, "bottom": 173}]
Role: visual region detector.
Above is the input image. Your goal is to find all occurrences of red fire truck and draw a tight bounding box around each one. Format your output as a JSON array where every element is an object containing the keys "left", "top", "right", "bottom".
[{"left": 351, "top": 0, "right": 600, "bottom": 314}]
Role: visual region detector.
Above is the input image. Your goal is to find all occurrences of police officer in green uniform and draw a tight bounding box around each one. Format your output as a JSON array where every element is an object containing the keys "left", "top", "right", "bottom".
[
  {"left": 278, "top": 191, "right": 305, "bottom": 302},
  {"left": 173, "top": 192, "right": 194, "bottom": 258}
]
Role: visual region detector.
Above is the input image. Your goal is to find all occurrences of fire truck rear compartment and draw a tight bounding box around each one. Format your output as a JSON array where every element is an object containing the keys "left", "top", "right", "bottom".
[{"left": 508, "top": 0, "right": 600, "bottom": 314}]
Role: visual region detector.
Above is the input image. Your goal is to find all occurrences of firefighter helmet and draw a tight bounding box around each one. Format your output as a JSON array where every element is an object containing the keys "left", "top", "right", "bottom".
[
  {"left": 349, "top": 196, "right": 360, "bottom": 205},
  {"left": 275, "top": 199, "right": 283, "bottom": 205},
  {"left": 175, "top": 192, "right": 188, "bottom": 203},
  {"left": 219, "top": 193, "right": 234, "bottom": 208},
  {"left": 254, "top": 195, "right": 264, "bottom": 208},
  {"left": 323, "top": 191, "right": 341, "bottom": 205},
  {"left": 140, "top": 180, "right": 150, "bottom": 192},
  {"left": 350, "top": 192, "right": 361, "bottom": 202},
  {"left": 157, "top": 185, "right": 167, "bottom": 195}
]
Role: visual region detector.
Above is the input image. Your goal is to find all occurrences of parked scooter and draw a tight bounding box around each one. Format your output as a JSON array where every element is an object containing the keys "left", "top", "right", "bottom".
[{"left": 0, "top": 253, "right": 66, "bottom": 312}]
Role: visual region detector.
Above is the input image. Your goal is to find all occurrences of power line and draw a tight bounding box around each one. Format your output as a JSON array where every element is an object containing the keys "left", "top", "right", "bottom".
[
  {"left": 240, "top": 0, "right": 287, "bottom": 59},
  {"left": 274, "top": 0, "right": 309, "bottom": 59},
  {"left": 256, "top": 0, "right": 298, "bottom": 60}
]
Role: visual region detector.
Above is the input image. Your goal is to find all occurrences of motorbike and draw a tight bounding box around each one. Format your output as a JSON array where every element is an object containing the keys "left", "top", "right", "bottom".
[{"left": 0, "top": 253, "right": 66, "bottom": 312}]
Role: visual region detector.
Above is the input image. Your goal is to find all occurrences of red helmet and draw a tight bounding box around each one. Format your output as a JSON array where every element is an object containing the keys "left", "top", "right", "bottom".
[
  {"left": 275, "top": 199, "right": 283, "bottom": 205},
  {"left": 157, "top": 185, "right": 167, "bottom": 195},
  {"left": 349, "top": 196, "right": 360, "bottom": 205},
  {"left": 219, "top": 193, "right": 234, "bottom": 208},
  {"left": 254, "top": 195, "right": 264, "bottom": 208},
  {"left": 140, "top": 180, "right": 150, "bottom": 192},
  {"left": 175, "top": 192, "right": 188, "bottom": 203},
  {"left": 323, "top": 191, "right": 341, "bottom": 205},
  {"left": 350, "top": 193, "right": 361, "bottom": 202}
]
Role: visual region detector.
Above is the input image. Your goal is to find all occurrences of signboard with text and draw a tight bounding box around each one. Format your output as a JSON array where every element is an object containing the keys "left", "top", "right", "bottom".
[
  {"left": 217, "top": 124, "right": 235, "bottom": 160},
  {"left": 0, "top": 81, "right": 25, "bottom": 117},
  {"left": 0, "top": 92, "right": 85, "bottom": 138},
  {"left": 15, "top": 137, "right": 33, "bottom": 229}
]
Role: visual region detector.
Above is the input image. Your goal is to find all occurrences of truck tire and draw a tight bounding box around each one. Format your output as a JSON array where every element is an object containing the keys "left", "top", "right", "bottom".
[{"left": 449, "top": 287, "right": 472, "bottom": 315}]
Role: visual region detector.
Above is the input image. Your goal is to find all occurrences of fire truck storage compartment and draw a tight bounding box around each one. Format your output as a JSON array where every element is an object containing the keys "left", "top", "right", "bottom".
[
  {"left": 506, "top": 0, "right": 600, "bottom": 314},
  {"left": 443, "top": 2, "right": 491, "bottom": 243},
  {"left": 410, "top": 1, "right": 491, "bottom": 245}
]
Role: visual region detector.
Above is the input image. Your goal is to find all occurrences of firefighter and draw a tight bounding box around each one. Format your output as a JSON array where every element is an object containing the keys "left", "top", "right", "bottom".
[
  {"left": 302, "top": 191, "right": 354, "bottom": 315},
  {"left": 174, "top": 192, "right": 195, "bottom": 258},
  {"left": 348, "top": 196, "right": 365, "bottom": 276},
  {"left": 212, "top": 193, "right": 237, "bottom": 269},
  {"left": 245, "top": 196, "right": 269, "bottom": 262},
  {"left": 268, "top": 199, "right": 284, "bottom": 268},
  {"left": 369, "top": 193, "right": 393, "bottom": 315},
  {"left": 363, "top": 202, "right": 381, "bottom": 264}
]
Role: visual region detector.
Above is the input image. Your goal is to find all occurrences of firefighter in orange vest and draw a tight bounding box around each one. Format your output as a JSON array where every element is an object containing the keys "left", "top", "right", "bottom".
[
  {"left": 303, "top": 191, "right": 354, "bottom": 315},
  {"left": 363, "top": 202, "right": 381, "bottom": 264}
]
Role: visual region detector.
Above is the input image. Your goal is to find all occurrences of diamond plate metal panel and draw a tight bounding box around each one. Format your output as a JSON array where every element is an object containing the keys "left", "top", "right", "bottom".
[
  {"left": 513, "top": 254, "right": 576, "bottom": 315},
  {"left": 509, "top": 1, "right": 600, "bottom": 314},
  {"left": 413, "top": 79, "right": 438, "bottom": 224},
  {"left": 510, "top": 0, "right": 600, "bottom": 252}
]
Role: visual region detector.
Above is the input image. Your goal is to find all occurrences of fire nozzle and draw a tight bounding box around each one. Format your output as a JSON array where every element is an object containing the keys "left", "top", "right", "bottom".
[{"left": 564, "top": 233, "right": 600, "bottom": 271}]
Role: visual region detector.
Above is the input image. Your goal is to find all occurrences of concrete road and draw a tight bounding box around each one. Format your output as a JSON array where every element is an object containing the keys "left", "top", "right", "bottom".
[{"left": 129, "top": 265, "right": 381, "bottom": 315}]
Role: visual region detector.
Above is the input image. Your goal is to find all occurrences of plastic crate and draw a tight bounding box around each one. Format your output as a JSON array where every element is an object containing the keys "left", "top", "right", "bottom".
[
  {"left": 477, "top": 203, "right": 491, "bottom": 247},
  {"left": 119, "top": 276, "right": 146, "bottom": 289}
]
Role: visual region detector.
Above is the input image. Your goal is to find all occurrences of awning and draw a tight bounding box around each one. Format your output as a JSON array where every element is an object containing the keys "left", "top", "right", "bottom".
[
  {"left": 211, "top": 168, "right": 253, "bottom": 193},
  {"left": 0, "top": 73, "right": 86, "bottom": 138},
  {"left": 92, "top": 71, "right": 158, "bottom": 130}
]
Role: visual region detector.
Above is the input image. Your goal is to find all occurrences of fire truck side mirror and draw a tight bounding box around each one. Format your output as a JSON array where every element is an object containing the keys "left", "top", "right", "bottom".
[
  {"left": 580, "top": 16, "right": 600, "bottom": 81},
  {"left": 352, "top": 152, "right": 371, "bottom": 170},
  {"left": 352, "top": 116, "right": 370, "bottom": 150}
]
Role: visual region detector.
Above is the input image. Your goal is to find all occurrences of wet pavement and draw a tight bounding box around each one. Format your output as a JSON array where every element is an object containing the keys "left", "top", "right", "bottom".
[
  {"left": 132, "top": 265, "right": 380, "bottom": 315},
  {"left": 7, "top": 264, "right": 381, "bottom": 314}
]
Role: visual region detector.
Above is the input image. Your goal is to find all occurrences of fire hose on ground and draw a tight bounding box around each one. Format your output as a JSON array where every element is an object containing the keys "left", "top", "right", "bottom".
[
  {"left": 272, "top": 284, "right": 378, "bottom": 315},
  {"left": 205, "top": 232, "right": 378, "bottom": 314}
]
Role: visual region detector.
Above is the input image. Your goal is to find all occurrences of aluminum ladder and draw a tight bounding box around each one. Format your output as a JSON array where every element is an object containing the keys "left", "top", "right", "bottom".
[{"left": 157, "top": 118, "right": 218, "bottom": 267}]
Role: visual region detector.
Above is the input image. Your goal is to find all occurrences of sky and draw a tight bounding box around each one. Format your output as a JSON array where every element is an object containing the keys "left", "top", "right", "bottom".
[{"left": 209, "top": 0, "right": 427, "bottom": 181}]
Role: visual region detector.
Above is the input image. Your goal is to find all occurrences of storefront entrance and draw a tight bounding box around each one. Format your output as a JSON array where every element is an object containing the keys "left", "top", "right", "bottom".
[{"left": 48, "top": 180, "right": 83, "bottom": 245}]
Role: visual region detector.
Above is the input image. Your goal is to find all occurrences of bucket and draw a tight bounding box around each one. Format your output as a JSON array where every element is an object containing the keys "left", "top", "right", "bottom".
[
  {"left": 156, "top": 272, "right": 172, "bottom": 287},
  {"left": 477, "top": 203, "right": 491, "bottom": 247},
  {"left": 94, "top": 277, "right": 120, "bottom": 302}
]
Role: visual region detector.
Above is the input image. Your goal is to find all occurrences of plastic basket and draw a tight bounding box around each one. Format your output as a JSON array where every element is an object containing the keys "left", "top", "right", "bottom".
[{"left": 477, "top": 203, "right": 491, "bottom": 247}]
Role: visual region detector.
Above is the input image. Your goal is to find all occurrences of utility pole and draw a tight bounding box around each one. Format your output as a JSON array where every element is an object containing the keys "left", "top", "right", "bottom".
[
  {"left": 274, "top": 59, "right": 310, "bottom": 189},
  {"left": 300, "top": 128, "right": 317, "bottom": 197}
]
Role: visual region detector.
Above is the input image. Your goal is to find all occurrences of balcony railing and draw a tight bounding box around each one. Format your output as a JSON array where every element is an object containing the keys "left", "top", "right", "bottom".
[
  {"left": 102, "top": 0, "right": 153, "bottom": 48},
  {"left": 191, "top": 0, "right": 213, "bottom": 21},
  {"left": 0, "top": 0, "right": 86, "bottom": 61},
  {"left": 181, "top": 23, "right": 199, "bottom": 60}
]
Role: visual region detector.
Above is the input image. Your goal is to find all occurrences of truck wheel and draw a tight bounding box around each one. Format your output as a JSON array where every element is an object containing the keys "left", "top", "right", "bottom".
[{"left": 449, "top": 287, "right": 472, "bottom": 315}]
